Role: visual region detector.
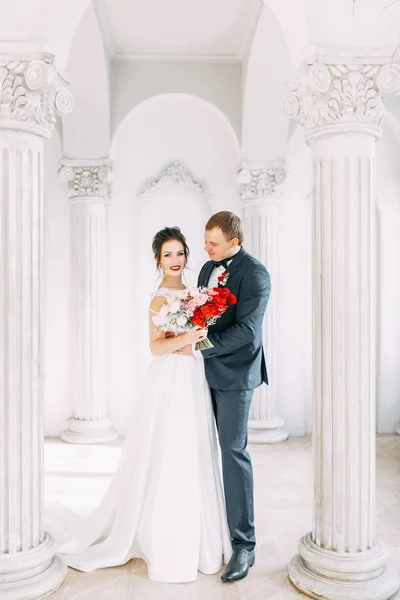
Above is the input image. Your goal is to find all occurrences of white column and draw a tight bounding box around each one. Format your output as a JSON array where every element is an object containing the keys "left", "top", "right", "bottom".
[
  {"left": 285, "top": 55, "right": 400, "bottom": 599},
  {"left": 0, "top": 50, "right": 73, "bottom": 599},
  {"left": 59, "top": 160, "right": 118, "bottom": 444},
  {"left": 238, "top": 164, "right": 289, "bottom": 443}
]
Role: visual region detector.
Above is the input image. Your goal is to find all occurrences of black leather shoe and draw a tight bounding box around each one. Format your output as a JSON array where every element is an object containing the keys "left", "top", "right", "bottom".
[{"left": 221, "top": 548, "right": 255, "bottom": 582}]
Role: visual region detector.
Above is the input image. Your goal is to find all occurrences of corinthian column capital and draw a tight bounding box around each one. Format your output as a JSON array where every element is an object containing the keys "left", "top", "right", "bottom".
[
  {"left": 59, "top": 159, "right": 113, "bottom": 201},
  {"left": 0, "top": 53, "right": 73, "bottom": 139},
  {"left": 284, "top": 53, "right": 400, "bottom": 141},
  {"left": 238, "top": 162, "right": 287, "bottom": 206}
]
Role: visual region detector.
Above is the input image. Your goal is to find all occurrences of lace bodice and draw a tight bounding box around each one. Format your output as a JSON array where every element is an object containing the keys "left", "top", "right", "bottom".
[{"left": 151, "top": 287, "right": 185, "bottom": 300}]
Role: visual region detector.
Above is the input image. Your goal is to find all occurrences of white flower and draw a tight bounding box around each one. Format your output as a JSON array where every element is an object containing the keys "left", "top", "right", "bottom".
[
  {"left": 176, "top": 315, "right": 188, "bottom": 327},
  {"left": 178, "top": 289, "right": 189, "bottom": 300},
  {"left": 169, "top": 300, "right": 181, "bottom": 314},
  {"left": 159, "top": 304, "right": 169, "bottom": 316},
  {"left": 152, "top": 314, "right": 168, "bottom": 326}
]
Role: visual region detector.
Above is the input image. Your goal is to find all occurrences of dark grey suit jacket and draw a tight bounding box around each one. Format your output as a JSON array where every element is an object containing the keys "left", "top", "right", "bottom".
[{"left": 197, "top": 247, "right": 271, "bottom": 391}]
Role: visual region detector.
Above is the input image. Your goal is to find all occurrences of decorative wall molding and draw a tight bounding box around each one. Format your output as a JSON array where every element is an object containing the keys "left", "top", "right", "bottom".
[
  {"left": 115, "top": 53, "right": 241, "bottom": 64},
  {"left": 59, "top": 159, "right": 113, "bottom": 200},
  {"left": 238, "top": 163, "right": 287, "bottom": 204},
  {"left": 284, "top": 55, "right": 400, "bottom": 139},
  {"left": 140, "top": 161, "right": 209, "bottom": 199},
  {"left": 0, "top": 54, "right": 73, "bottom": 138}
]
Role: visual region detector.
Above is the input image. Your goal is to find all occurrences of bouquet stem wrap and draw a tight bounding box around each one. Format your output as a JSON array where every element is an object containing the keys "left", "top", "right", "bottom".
[{"left": 195, "top": 337, "right": 214, "bottom": 351}]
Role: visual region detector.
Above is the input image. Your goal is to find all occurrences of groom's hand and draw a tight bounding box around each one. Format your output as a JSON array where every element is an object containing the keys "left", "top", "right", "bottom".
[{"left": 174, "top": 344, "right": 193, "bottom": 356}]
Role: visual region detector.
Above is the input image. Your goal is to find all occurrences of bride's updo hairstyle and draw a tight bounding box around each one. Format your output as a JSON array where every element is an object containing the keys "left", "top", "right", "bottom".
[{"left": 152, "top": 226, "right": 190, "bottom": 270}]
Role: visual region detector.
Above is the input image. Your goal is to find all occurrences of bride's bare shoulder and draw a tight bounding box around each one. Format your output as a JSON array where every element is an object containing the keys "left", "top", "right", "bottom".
[{"left": 149, "top": 294, "right": 168, "bottom": 313}]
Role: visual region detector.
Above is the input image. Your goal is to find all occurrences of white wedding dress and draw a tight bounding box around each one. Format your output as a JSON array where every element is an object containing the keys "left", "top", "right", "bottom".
[{"left": 45, "top": 288, "right": 232, "bottom": 583}]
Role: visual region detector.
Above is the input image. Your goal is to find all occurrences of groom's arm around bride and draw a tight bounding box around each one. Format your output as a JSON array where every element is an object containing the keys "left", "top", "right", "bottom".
[{"left": 199, "top": 258, "right": 270, "bottom": 387}]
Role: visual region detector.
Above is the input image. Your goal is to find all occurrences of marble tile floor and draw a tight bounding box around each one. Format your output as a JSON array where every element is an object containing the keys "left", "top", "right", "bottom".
[{"left": 44, "top": 435, "right": 400, "bottom": 600}]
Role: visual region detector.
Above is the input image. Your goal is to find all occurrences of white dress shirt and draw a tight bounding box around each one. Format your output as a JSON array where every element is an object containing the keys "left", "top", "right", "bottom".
[
  {"left": 207, "top": 264, "right": 227, "bottom": 289},
  {"left": 206, "top": 246, "right": 241, "bottom": 287}
]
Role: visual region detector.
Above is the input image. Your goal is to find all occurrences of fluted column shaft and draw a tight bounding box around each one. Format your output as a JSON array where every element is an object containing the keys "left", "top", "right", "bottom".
[
  {"left": 59, "top": 160, "right": 117, "bottom": 444},
  {"left": 285, "top": 55, "right": 400, "bottom": 600},
  {"left": 239, "top": 165, "right": 288, "bottom": 443},
  {"left": 0, "top": 50, "right": 73, "bottom": 600},
  {"left": 72, "top": 199, "right": 107, "bottom": 421},
  {"left": 0, "top": 135, "right": 44, "bottom": 556},
  {"left": 312, "top": 135, "right": 375, "bottom": 554}
]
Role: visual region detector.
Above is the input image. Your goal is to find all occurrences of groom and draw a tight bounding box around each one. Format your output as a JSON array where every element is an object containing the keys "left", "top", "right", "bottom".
[{"left": 176, "top": 211, "right": 271, "bottom": 582}]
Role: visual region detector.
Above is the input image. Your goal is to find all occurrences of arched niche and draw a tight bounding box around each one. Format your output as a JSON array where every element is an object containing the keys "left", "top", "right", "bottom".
[
  {"left": 108, "top": 93, "right": 241, "bottom": 433},
  {"left": 135, "top": 161, "right": 212, "bottom": 377}
]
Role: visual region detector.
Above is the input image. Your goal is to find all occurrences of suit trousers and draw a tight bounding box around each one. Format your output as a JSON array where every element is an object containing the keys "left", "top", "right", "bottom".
[{"left": 210, "top": 388, "right": 255, "bottom": 551}]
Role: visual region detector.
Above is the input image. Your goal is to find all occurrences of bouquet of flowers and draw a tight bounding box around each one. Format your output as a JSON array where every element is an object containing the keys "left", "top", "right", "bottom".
[{"left": 152, "top": 279, "right": 237, "bottom": 350}]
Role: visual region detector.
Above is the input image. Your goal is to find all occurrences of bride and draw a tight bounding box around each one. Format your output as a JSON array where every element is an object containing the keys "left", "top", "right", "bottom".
[{"left": 46, "top": 226, "right": 232, "bottom": 583}]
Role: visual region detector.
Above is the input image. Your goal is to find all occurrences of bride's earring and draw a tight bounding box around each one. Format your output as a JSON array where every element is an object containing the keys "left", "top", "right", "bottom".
[
  {"left": 156, "top": 262, "right": 163, "bottom": 280},
  {"left": 183, "top": 261, "right": 189, "bottom": 285}
]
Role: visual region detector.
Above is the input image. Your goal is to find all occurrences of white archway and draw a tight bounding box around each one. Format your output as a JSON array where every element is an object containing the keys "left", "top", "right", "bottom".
[
  {"left": 108, "top": 93, "right": 241, "bottom": 433},
  {"left": 112, "top": 92, "right": 240, "bottom": 160}
]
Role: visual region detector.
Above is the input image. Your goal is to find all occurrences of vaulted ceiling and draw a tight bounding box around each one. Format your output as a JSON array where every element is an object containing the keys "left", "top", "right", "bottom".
[{"left": 94, "top": 0, "right": 263, "bottom": 59}]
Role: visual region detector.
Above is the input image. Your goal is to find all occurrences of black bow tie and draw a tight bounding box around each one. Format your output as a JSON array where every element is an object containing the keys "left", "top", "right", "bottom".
[{"left": 213, "top": 259, "right": 229, "bottom": 269}]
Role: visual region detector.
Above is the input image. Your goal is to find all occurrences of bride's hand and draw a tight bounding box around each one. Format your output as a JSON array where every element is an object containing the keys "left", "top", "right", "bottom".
[{"left": 185, "top": 326, "right": 208, "bottom": 344}]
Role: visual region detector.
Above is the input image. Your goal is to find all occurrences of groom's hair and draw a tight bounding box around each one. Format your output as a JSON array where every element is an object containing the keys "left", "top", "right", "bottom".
[{"left": 205, "top": 211, "right": 244, "bottom": 245}]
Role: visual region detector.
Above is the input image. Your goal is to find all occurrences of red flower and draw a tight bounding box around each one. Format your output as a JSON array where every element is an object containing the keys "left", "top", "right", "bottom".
[
  {"left": 217, "top": 271, "right": 228, "bottom": 282},
  {"left": 227, "top": 292, "right": 237, "bottom": 305},
  {"left": 192, "top": 307, "right": 206, "bottom": 328},
  {"left": 213, "top": 295, "right": 227, "bottom": 309},
  {"left": 189, "top": 285, "right": 237, "bottom": 330},
  {"left": 201, "top": 303, "right": 220, "bottom": 318},
  {"left": 215, "top": 287, "right": 229, "bottom": 297}
]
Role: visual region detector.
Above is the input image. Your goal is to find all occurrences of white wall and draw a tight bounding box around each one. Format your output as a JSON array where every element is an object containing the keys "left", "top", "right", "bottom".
[
  {"left": 0, "top": 0, "right": 91, "bottom": 68},
  {"left": 242, "top": 3, "right": 291, "bottom": 163},
  {"left": 277, "top": 126, "right": 313, "bottom": 435},
  {"left": 63, "top": 2, "right": 111, "bottom": 159},
  {"left": 111, "top": 59, "right": 242, "bottom": 140},
  {"left": 376, "top": 122, "right": 400, "bottom": 433},
  {"left": 43, "top": 132, "right": 71, "bottom": 436},
  {"left": 108, "top": 93, "right": 241, "bottom": 434},
  {"left": 304, "top": 0, "right": 400, "bottom": 49}
]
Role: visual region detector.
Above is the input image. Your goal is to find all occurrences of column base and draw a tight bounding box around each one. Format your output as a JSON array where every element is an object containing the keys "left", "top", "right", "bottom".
[
  {"left": 61, "top": 417, "right": 119, "bottom": 444},
  {"left": 0, "top": 533, "right": 67, "bottom": 600},
  {"left": 248, "top": 418, "right": 289, "bottom": 444},
  {"left": 288, "top": 533, "right": 400, "bottom": 600}
]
